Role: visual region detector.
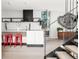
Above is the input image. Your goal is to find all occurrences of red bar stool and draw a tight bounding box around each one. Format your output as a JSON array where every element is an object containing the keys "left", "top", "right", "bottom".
[
  {"left": 14, "top": 33, "right": 22, "bottom": 47},
  {"left": 4, "top": 33, "right": 13, "bottom": 47},
  {"left": 2, "top": 34, "right": 4, "bottom": 45}
]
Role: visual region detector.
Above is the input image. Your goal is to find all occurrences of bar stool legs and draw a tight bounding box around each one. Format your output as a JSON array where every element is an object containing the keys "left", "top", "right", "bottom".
[
  {"left": 3, "top": 33, "right": 13, "bottom": 47},
  {"left": 3, "top": 33, "right": 22, "bottom": 47},
  {"left": 4, "top": 34, "right": 8, "bottom": 47},
  {"left": 14, "top": 33, "right": 22, "bottom": 47},
  {"left": 9, "top": 34, "right": 13, "bottom": 47}
]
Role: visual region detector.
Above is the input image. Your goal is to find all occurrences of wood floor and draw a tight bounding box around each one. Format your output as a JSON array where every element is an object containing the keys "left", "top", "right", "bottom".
[
  {"left": 2, "top": 39, "right": 63, "bottom": 59},
  {"left": 46, "top": 39, "right": 63, "bottom": 54}
]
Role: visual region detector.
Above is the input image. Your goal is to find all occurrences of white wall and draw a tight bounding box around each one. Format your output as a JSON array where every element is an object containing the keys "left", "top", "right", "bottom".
[
  {"left": 49, "top": 10, "right": 65, "bottom": 38},
  {"left": 2, "top": 0, "right": 67, "bottom": 38},
  {"left": 2, "top": 10, "right": 65, "bottom": 38},
  {"left": 2, "top": 10, "right": 23, "bottom": 18},
  {"left": 2, "top": 10, "right": 42, "bottom": 18}
]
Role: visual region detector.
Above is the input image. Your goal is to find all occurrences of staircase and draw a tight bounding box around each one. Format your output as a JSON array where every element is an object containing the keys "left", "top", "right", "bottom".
[{"left": 45, "top": 34, "right": 78, "bottom": 59}]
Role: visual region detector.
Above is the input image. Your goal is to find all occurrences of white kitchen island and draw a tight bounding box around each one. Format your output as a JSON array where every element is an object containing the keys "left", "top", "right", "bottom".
[
  {"left": 2, "top": 30, "right": 44, "bottom": 46},
  {"left": 2, "top": 22, "right": 44, "bottom": 46},
  {"left": 27, "top": 30, "right": 44, "bottom": 46}
]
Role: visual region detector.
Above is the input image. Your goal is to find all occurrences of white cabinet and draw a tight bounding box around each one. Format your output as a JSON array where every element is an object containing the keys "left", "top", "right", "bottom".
[
  {"left": 27, "top": 31, "right": 44, "bottom": 45},
  {"left": 2, "top": 22, "right": 42, "bottom": 32},
  {"left": 2, "top": 23, "right": 6, "bottom": 32}
]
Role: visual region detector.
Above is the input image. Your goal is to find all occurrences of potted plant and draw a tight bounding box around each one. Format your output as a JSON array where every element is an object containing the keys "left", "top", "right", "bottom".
[
  {"left": 57, "top": 27, "right": 63, "bottom": 32},
  {"left": 57, "top": 27, "right": 63, "bottom": 39}
]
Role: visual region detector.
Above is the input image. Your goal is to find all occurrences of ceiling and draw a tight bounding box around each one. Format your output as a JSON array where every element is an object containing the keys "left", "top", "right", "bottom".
[{"left": 2, "top": 0, "right": 65, "bottom": 11}]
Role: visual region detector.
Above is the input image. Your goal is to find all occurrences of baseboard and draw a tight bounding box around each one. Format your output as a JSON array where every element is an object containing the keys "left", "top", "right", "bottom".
[
  {"left": 2, "top": 43, "right": 43, "bottom": 47},
  {"left": 2, "top": 43, "right": 26, "bottom": 45},
  {"left": 27, "top": 44, "right": 43, "bottom": 47},
  {"left": 46, "top": 37, "right": 58, "bottom": 41}
]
